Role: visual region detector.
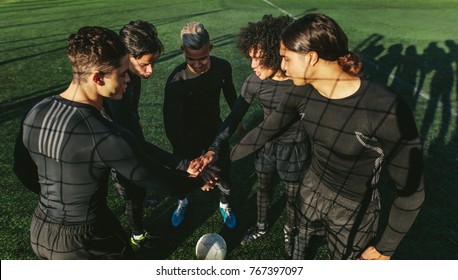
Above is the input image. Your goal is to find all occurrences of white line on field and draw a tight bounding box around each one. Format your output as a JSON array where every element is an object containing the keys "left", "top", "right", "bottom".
[
  {"left": 262, "top": 0, "right": 295, "bottom": 18},
  {"left": 261, "top": 0, "right": 456, "bottom": 116}
]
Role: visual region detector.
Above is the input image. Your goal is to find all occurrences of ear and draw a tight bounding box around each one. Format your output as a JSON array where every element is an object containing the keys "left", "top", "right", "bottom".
[
  {"left": 308, "top": 51, "right": 319, "bottom": 66},
  {"left": 180, "top": 45, "right": 184, "bottom": 52},
  {"left": 208, "top": 44, "right": 213, "bottom": 52},
  {"left": 93, "top": 72, "right": 105, "bottom": 86}
]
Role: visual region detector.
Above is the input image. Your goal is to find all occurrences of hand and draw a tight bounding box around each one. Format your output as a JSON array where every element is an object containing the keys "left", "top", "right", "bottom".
[
  {"left": 186, "top": 158, "right": 203, "bottom": 177},
  {"left": 197, "top": 151, "right": 218, "bottom": 172},
  {"left": 201, "top": 184, "right": 214, "bottom": 191},
  {"left": 236, "top": 122, "right": 248, "bottom": 138},
  {"left": 198, "top": 164, "right": 220, "bottom": 186},
  {"left": 359, "top": 246, "right": 391, "bottom": 260}
]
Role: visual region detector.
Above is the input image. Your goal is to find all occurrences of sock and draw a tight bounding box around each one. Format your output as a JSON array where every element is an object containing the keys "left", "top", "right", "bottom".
[
  {"left": 257, "top": 222, "right": 267, "bottom": 231},
  {"left": 220, "top": 202, "right": 229, "bottom": 209},
  {"left": 132, "top": 233, "right": 144, "bottom": 240},
  {"left": 179, "top": 198, "right": 188, "bottom": 205}
]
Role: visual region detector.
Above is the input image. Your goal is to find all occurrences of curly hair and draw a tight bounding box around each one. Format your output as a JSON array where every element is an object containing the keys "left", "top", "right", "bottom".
[{"left": 237, "top": 14, "right": 293, "bottom": 74}]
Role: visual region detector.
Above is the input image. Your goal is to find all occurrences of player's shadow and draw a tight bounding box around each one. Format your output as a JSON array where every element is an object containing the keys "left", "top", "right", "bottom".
[
  {"left": 0, "top": 84, "right": 67, "bottom": 125},
  {"left": 356, "top": 36, "right": 458, "bottom": 259},
  {"left": 418, "top": 42, "right": 454, "bottom": 144}
]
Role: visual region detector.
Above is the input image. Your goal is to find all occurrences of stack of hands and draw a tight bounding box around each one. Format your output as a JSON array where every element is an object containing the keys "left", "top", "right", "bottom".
[{"left": 186, "top": 150, "right": 220, "bottom": 191}]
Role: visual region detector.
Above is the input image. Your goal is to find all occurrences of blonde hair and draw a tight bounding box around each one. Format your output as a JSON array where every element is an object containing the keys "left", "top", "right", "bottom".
[{"left": 180, "top": 22, "right": 210, "bottom": 50}]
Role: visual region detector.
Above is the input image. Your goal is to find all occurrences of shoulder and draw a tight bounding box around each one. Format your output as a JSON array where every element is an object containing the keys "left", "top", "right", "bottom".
[
  {"left": 360, "top": 80, "right": 399, "bottom": 109},
  {"left": 245, "top": 73, "right": 260, "bottom": 83},
  {"left": 289, "top": 83, "right": 314, "bottom": 97},
  {"left": 211, "top": 56, "right": 232, "bottom": 71},
  {"left": 167, "top": 62, "right": 188, "bottom": 83}
]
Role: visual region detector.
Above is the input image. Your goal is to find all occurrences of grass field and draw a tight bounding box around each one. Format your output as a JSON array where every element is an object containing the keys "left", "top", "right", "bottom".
[{"left": 0, "top": 0, "right": 457, "bottom": 260}]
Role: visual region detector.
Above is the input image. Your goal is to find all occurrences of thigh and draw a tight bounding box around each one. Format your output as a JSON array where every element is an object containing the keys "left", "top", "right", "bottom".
[
  {"left": 296, "top": 176, "right": 327, "bottom": 236},
  {"left": 276, "top": 141, "right": 309, "bottom": 183},
  {"left": 254, "top": 142, "right": 276, "bottom": 174},
  {"left": 30, "top": 208, "right": 134, "bottom": 260},
  {"left": 325, "top": 195, "right": 380, "bottom": 260}
]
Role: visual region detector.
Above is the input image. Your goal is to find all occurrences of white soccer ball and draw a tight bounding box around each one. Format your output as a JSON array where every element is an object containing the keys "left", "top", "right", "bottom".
[{"left": 195, "top": 233, "right": 227, "bottom": 260}]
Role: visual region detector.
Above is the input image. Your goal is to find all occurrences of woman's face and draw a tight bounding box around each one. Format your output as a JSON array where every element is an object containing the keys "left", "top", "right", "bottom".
[{"left": 280, "top": 41, "right": 309, "bottom": 86}]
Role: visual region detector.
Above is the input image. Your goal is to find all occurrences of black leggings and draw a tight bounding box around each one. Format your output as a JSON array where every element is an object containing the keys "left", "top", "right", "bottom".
[{"left": 256, "top": 171, "right": 299, "bottom": 230}]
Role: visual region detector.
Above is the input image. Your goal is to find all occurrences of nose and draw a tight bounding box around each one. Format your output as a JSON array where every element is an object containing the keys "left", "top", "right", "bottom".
[
  {"left": 146, "top": 64, "right": 153, "bottom": 74},
  {"left": 281, "top": 58, "right": 287, "bottom": 72},
  {"left": 251, "top": 58, "right": 259, "bottom": 69}
]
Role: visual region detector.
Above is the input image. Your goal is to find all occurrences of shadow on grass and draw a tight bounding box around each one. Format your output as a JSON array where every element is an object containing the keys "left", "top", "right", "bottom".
[
  {"left": 0, "top": 83, "right": 67, "bottom": 125},
  {"left": 357, "top": 35, "right": 458, "bottom": 260}
]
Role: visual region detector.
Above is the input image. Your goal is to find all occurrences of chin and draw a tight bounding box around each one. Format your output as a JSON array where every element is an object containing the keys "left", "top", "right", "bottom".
[
  {"left": 292, "top": 79, "right": 307, "bottom": 86},
  {"left": 110, "top": 93, "right": 123, "bottom": 100}
]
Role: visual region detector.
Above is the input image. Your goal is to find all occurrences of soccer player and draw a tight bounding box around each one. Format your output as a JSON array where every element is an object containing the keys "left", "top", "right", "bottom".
[
  {"left": 163, "top": 22, "right": 240, "bottom": 229},
  {"left": 202, "top": 15, "right": 310, "bottom": 257},
  {"left": 13, "top": 26, "right": 212, "bottom": 259},
  {"left": 231, "top": 13, "right": 425, "bottom": 260},
  {"left": 103, "top": 20, "right": 164, "bottom": 250}
]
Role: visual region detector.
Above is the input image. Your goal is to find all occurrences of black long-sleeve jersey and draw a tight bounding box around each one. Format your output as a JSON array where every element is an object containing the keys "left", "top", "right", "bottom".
[
  {"left": 13, "top": 95, "right": 189, "bottom": 224},
  {"left": 103, "top": 72, "right": 144, "bottom": 139},
  {"left": 231, "top": 80, "right": 425, "bottom": 255},
  {"left": 163, "top": 56, "right": 237, "bottom": 158},
  {"left": 103, "top": 72, "right": 184, "bottom": 171},
  {"left": 209, "top": 73, "right": 304, "bottom": 153}
]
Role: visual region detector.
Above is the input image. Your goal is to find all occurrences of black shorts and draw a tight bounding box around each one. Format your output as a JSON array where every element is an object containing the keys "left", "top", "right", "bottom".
[
  {"left": 297, "top": 171, "right": 380, "bottom": 259},
  {"left": 30, "top": 207, "right": 135, "bottom": 260},
  {"left": 254, "top": 140, "right": 310, "bottom": 182}
]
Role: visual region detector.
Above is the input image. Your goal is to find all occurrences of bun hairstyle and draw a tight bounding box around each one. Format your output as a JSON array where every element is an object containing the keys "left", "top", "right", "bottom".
[
  {"left": 67, "top": 26, "right": 127, "bottom": 82},
  {"left": 281, "top": 13, "right": 362, "bottom": 76}
]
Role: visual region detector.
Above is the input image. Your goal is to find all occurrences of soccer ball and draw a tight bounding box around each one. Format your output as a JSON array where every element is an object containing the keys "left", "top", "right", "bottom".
[{"left": 195, "top": 233, "right": 227, "bottom": 260}]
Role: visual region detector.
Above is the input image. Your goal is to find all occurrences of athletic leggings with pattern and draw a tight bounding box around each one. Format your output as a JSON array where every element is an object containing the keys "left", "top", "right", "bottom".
[{"left": 256, "top": 171, "right": 299, "bottom": 231}]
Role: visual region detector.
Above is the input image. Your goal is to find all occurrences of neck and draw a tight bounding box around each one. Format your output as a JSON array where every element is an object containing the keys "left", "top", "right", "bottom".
[
  {"left": 60, "top": 80, "right": 103, "bottom": 110},
  {"left": 271, "top": 70, "right": 289, "bottom": 81},
  {"left": 310, "top": 63, "right": 360, "bottom": 99}
]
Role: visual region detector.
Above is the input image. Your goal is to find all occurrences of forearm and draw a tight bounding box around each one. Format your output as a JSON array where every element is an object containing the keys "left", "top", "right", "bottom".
[
  {"left": 375, "top": 185, "right": 425, "bottom": 256},
  {"left": 141, "top": 139, "right": 188, "bottom": 172},
  {"left": 210, "top": 97, "right": 250, "bottom": 153},
  {"left": 230, "top": 91, "right": 300, "bottom": 161}
]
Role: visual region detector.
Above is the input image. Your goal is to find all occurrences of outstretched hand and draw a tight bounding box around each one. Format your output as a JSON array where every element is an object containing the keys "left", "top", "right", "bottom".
[
  {"left": 359, "top": 246, "right": 390, "bottom": 260},
  {"left": 198, "top": 164, "right": 220, "bottom": 186},
  {"left": 186, "top": 158, "right": 203, "bottom": 177},
  {"left": 186, "top": 155, "right": 221, "bottom": 185},
  {"left": 201, "top": 184, "right": 214, "bottom": 191},
  {"left": 197, "top": 150, "right": 218, "bottom": 172}
]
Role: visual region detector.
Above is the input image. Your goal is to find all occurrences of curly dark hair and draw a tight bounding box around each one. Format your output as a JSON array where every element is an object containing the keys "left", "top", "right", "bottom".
[{"left": 237, "top": 14, "right": 293, "bottom": 74}]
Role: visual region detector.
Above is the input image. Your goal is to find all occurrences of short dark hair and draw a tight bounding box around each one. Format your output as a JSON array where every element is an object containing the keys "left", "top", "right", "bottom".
[
  {"left": 237, "top": 14, "right": 293, "bottom": 74},
  {"left": 120, "top": 20, "right": 164, "bottom": 59},
  {"left": 67, "top": 26, "right": 127, "bottom": 82}
]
